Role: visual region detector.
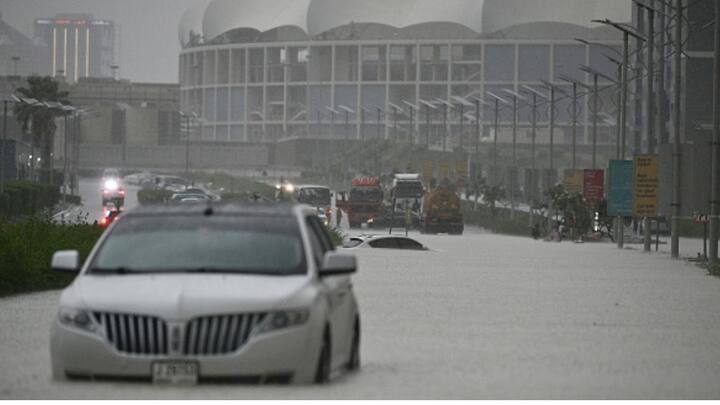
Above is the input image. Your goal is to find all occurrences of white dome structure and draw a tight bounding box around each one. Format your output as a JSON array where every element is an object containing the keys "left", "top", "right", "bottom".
[
  {"left": 178, "top": 0, "right": 212, "bottom": 47},
  {"left": 194, "top": 0, "right": 630, "bottom": 43},
  {"left": 202, "top": 0, "right": 311, "bottom": 42},
  {"left": 481, "top": 0, "right": 630, "bottom": 34},
  {"left": 306, "top": 0, "right": 485, "bottom": 37},
  {"left": 179, "top": 0, "right": 631, "bottom": 147}
]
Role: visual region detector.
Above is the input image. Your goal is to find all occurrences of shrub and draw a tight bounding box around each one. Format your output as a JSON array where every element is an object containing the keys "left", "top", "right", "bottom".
[
  {"left": 0, "top": 181, "right": 61, "bottom": 219},
  {"left": 0, "top": 218, "right": 103, "bottom": 297}
]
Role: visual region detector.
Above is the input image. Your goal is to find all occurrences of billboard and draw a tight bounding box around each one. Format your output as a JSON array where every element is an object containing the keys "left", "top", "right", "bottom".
[
  {"left": 583, "top": 169, "right": 605, "bottom": 209},
  {"left": 608, "top": 160, "right": 634, "bottom": 216},
  {"left": 634, "top": 155, "right": 659, "bottom": 217}
]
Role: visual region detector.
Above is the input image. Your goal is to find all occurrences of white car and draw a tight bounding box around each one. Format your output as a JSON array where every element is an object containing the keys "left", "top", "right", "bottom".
[{"left": 50, "top": 204, "right": 360, "bottom": 384}]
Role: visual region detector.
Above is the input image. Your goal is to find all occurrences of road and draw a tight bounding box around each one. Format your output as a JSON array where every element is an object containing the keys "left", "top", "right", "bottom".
[
  {"left": 55, "top": 178, "right": 141, "bottom": 224},
  {"left": 1, "top": 226, "right": 719, "bottom": 399}
]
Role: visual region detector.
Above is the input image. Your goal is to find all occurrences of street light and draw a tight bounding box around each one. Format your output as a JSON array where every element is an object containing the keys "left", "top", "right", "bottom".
[
  {"left": 501, "top": 89, "right": 526, "bottom": 218},
  {"left": 0, "top": 94, "right": 20, "bottom": 195},
  {"left": 558, "top": 74, "right": 588, "bottom": 171},
  {"left": 178, "top": 111, "right": 198, "bottom": 179},
  {"left": 402, "top": 100, "right": 420, "bottom": 144},
  {"left": 418, "top": 99, "right": 438, "bottom": 149},
  {"left": 579, "top": 64, "right": 618, "bottom": 170},
  {"left": 338, "top": 105, "right": 354, "bottom": 140},
  {"left": 593, "top": 19, "right": 647, "bottom": 251},
  {"left": 60, "top": 104, "right": 76, "bottom": 202},
  {"left": 435, "top": 99, "right": 454, "bottom": 152},
  {"left": 469, "top": 96, "right": 489, "bottom": 155},
  {"left": 452, "top": 96, "right": 474, "bottom": 152},
  {"left": 486, "top": 91, "right": 510, "bottom": 186},
  {"left": 11, "top": 56, "right": 21, "bottom": 76}
]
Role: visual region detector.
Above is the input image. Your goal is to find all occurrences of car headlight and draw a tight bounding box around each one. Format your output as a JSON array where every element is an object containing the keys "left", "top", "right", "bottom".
[
  {"left": 104, "top": 179, "right": 119, "bottom": 191},
  {"left": 58, "top": 307, "right": 96, "bottom": 332},
  {"left": 255, "top": 309, "right": 310, "bottom": 335}
]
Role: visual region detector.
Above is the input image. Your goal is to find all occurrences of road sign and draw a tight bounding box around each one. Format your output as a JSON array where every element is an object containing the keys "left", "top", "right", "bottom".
[
  {"left": 423, "top": 160, "right": 433, "bottom": 180},
  {"left": 583, "top": 169, "right": 605, "bottom": 209},
  {"left": 455, "top": 160, "right": 468, "bottom": 178},
  {"left": 608, "top": 160, "right": 634, "bottom": 216},
  {"left": 563, "top": 169, "right": 584, "bottom": 195},
  {"left": 694, "top": 214, "right": 710, "bottom": 224},
  {"left": 633, "top": 155, "right": 659, "bottom": 217},
  {"left": 439, "top": 162, "right": 450, "bottom": 179}
]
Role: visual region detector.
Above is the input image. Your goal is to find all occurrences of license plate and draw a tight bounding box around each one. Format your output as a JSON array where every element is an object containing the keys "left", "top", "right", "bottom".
[{"left": 152, "top": 362, "right": 199, "bottom": 385}]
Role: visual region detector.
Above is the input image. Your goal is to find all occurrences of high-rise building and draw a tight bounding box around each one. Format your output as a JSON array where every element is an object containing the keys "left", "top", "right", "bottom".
[{"left": 34, "top": 14, "right": 115, "bottom": 81}]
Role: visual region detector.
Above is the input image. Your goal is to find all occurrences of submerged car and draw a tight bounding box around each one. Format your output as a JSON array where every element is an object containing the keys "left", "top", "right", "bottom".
[
  {"left": 343, "top": 234, "right": 427, "bottom": 251},
  {"left": 50, "top": 204, "right": 360, "bottom": 384}
]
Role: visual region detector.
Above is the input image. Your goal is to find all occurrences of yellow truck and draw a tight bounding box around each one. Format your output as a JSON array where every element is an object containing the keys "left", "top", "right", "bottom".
[{"left": 420, "top": 185, "right": 464, "bottom": 235}]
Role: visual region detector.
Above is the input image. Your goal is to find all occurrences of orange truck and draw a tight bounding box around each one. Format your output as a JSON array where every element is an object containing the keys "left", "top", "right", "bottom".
[
  {"left": 336, "top": 177, "right": 384, "bottom": 227},
  {"left": 421, "top": 185, "right": 464, "bottom": 235}
]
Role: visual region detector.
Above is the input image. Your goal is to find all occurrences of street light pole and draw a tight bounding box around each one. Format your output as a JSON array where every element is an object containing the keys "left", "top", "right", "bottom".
[
  {"left": 671, "top": 0, "right": 683, "bottom": 259},
  {"left": 475, "top": 99, "right": 481, "bottom": 155},
  {"left": 709, "top": 0, "right": 720, "bottom": 264},
  {"left": 0, "top": 100, "right": 8, "bottom": 195},
  {"left": 11, "top": 56, "right": 21, "bottom": 76},
  {"left": 426, "top": 104, "right": 431, "bottom": 148}
]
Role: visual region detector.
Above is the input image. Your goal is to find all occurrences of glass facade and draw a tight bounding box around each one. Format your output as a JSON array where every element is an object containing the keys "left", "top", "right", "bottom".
[{"left": 180, "top": 40, "right": 619, "bottom": 146}]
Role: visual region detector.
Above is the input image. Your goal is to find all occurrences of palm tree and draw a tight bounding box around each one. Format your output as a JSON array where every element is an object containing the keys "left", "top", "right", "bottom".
[{"left": 14, "top": 76, "right": 70, "bottom": 183}]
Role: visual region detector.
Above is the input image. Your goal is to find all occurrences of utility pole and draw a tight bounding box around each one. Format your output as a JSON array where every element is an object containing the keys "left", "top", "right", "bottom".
[
  {"left": 442, "top": 103, "right": 448, "bottom": 152},
  {"left": 572, "top": 82, "right": 578, "bottom": 170},
  {"left": 0, "top": 100, "right": 8, "bottom": 195},
  {"left": 475, "top": 98, "right": 481, "bottom": 155},
  {"left": 487, "top": 92, "right": 509, "bottom": 187},
  {"left": 426, "top": 104, "right": 431, "bottom": 148},
  {"left": 709, "top": 0, "right": 720, "bottom": 264},
  {"left": 636, "top": 0, "right": 657, "bottom": 253},
  {"left": 671, "top": 0, "right": 683, "bottom": 259},
  {"left": 595, "top": 19, "right": 647, "bottom": 249}
]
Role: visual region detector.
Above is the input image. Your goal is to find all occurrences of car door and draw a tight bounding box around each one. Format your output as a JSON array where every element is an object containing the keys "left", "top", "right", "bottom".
[{"left": 306, "top": 216, "right": 354, "bottom": 367}]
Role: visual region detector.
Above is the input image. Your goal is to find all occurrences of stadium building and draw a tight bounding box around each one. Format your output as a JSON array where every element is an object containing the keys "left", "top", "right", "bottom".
[{"left": 179, "top": 0, "right": 630, "bottom": 156}]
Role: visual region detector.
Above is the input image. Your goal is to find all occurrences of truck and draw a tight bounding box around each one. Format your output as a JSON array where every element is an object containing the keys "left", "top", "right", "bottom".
[
  {"left": 388, "top": 174, "right": 425, "bottom": 228},
  {"left": 421, "top": 184, "right": 464, "bottom": 235},
  {"left": 336, "top": 177, "right": 384, "bottom": 227}
]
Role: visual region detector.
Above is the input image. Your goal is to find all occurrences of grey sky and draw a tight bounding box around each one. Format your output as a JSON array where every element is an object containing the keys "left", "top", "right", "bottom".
[{"left": 0, "top": 0, "right": 201, "bottom": 83}]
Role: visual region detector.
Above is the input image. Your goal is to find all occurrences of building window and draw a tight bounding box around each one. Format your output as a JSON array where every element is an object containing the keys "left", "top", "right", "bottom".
[
  {"left": 484, "top": 45, "right": 515, "bottom": 82},
  {"left": 518, "top": 45, "right": 550, "bottom": 82}
]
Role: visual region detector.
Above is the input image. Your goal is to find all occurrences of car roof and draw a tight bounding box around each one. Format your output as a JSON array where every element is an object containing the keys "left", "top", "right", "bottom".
[{"left": 123, "top": 202, "right": 305, "bottom": 219}]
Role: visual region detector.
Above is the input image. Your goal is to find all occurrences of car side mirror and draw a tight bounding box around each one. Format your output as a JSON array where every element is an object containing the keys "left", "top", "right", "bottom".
[
  {"left": 51, "top": 250, "right": 80, "bottom": 273},
  {"left": 319, "top": 252, "right": 357, "bottom": 277}
]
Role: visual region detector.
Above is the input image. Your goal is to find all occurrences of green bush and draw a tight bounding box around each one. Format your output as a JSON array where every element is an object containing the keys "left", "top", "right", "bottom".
[
  {"left": 137, "top": 189, "right": 173, "bottom": 205},
  {"left": 0, "top": 181, "right": 61, "bottom": 219},
  {"left": 0, "top": 218, "right": 103, "bottom": 297},
  {"left": 462, "top": 201, "right": 532, "bottom": 237}
]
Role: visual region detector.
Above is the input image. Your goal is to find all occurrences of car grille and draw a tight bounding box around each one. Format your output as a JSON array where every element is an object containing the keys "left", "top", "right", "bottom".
[
  {"left": 183, "top": 313, "right": 267, "bottom": 356},
  {"left": 93, "top": 312, "right": 169, "bottom": 355}
]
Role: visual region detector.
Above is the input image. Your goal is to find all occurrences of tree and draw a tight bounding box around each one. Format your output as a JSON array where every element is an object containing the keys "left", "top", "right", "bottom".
[
  {"left": 14, "top": 76, "right": 70, "bottom": 182},
  {"left": 547, "top": 184, "right": 593, "bottom": 239}
]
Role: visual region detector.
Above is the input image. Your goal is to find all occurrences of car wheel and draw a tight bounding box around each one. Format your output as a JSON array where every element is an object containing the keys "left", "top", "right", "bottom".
[
  {"left": 346, "top": 318, "right": 361, "bottom": 372},
  {"left": 314, "top": 328, "right": 332, "bottom": 384}
]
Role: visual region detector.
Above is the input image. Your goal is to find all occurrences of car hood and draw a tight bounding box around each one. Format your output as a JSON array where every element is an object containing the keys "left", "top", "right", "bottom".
[{"left": 67, "top": 273, "right": 312, "bottom": 321}]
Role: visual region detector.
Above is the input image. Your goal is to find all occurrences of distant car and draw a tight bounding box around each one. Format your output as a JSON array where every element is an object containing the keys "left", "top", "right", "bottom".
[
  {"left": 124, "top": 171, "right": 154, "bottom": 186},
  {"left": 101, "top": 173, "right": 125, "bottom": 207},
  {"left": 343, "top": 235, "right": 427, "bottom": 251},
  {"left": 102, "top": 168, "right": 121, "bottom": 182},
  {"left": 177, "top": 197, "right": 209, "bottom": 204},
  {"left": 50, "top": 204, "right": 360, "bottom": 384},
  {"left": 169, "top": 193, "right": 211, "bottom": 203}
]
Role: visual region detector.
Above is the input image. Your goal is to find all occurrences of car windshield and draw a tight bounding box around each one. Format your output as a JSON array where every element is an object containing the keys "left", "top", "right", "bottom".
[
  {"left": 297, "top": 187, "right": 331, "bottom": 206},
  {"left": 89, "top": 215, "right": 306, "bottom": 275}
]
